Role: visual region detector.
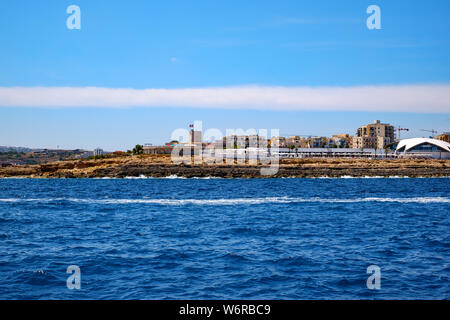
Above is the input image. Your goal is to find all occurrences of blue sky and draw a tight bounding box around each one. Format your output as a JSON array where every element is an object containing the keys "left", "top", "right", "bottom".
[{"left": 0, "top": 0, "right": 449, "bottom": 150}]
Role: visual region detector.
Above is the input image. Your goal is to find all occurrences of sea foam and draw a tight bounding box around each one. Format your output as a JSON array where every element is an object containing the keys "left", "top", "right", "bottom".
[{"left": 0, "top": 196, "right": 448, "bottom": 205}]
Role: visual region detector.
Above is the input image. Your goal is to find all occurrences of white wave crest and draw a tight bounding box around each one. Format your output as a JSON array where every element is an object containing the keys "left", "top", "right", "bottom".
[{"left": 0, "top": 196, "right": 448, "bottom": 205}]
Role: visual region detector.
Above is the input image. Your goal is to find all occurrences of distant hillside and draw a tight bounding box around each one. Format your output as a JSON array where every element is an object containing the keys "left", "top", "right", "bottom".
[
  {"left": 0, "top": 148, "right": 90, "bottom": 165},
  {"left": 0, "top": 146, "right": 34, "bottom": 153}
]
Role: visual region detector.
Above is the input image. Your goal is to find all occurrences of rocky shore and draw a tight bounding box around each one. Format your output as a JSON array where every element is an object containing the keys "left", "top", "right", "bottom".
[{"left": 0, "top": 155, "right": 449, "bottom": 178}]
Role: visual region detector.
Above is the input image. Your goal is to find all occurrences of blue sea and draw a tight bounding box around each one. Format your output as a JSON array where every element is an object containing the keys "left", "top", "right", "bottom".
[{"left": 0, "top": 177, "right": 448, "bottom": 300}]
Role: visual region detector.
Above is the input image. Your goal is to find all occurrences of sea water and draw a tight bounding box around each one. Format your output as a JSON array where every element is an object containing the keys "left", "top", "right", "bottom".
[{"left": 0, "top": 178, "right": 448, "bottom": 299}]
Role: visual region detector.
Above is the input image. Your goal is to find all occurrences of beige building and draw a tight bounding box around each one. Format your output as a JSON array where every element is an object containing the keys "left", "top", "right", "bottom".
[
  {"left": 435, "top": 132, "right": 450, "bottom": 143},
  {"left": 352, "top": 136, "right": 391, "bottom": 149},
  {"left": 331, "top": 134, "right": 352, "bottom": 148},
  {"left": 269, "top": 136, "right": 287, "bottom": 148},
  {"left": 352, "top": 120, "right": 395, "bottom": 149},
  {"left": 143, "top": 146, "right": 173, "bottom": 154},
  {"left": 248, "top": 135, "right": 267, "bottom": 148},
  {"left": 189, "top": 130, "right": 202, "bottom": 144},
  {"left": 285, "top": 136, "right": 308, "bottom": 148},
  {"left": 216, "top": 134, "right": 267, "bottom": 149}
]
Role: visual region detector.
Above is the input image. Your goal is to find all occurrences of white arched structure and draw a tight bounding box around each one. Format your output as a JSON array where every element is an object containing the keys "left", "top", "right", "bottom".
[{"left": 396, "top": 138, "right": 450, "bottom": 159}]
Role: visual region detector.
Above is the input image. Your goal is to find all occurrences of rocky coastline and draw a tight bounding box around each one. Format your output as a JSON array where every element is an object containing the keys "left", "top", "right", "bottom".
[{"left": 0, "top": 155, "right": 449, "bottom": 178}]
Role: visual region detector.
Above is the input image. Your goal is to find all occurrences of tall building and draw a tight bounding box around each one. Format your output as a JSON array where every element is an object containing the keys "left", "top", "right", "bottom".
[
  {"left": 352, "top": 120, "right": 395, "bottom": 149},
  {"left": 189, "top": 130, "right": 202, "bottom": 144}
]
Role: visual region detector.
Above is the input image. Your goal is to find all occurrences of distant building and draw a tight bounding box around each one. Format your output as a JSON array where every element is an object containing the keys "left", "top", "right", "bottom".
[
  {"left": 248, "top": 135, "right": 267, "bottom": 148},
  {"left": 395, "top": 138, "right": 450, "bottom": 159},
  {"left": 216, "top": 134, "right": 267, "bottom": 149},
  {"left": 331, "top": 134, "right": 352, "bottom": 148},
  {"left": 236, "top": 135, "right": 248, "bottom": 148},
  {"left": 75, "top": 151, "right": 94, "bottom": 159},
  {"left": 352, "top": 120, "right": 395, "bottom": 149},
  {"left": 214, "top": 138, "right": 226, "bottom": 149},
  {"left": 143, "top": 146, "right": 173, "bottom": 155},
  {"left": 93, "top": 148, "right": 104, "bottom": 156},
  {"left": 309, "top": 137, "right": 326, "bottom": 148},
  {"left": 286, "top": 136, "right": 308, "bottom": 148},
  {"left": 435, "top": 132, "right": 450, "bottom": 143},
  {"left": 270, "top": 136, "right": 287, "bottom": 148},
  {"left": 356, "top": 120, "right": 395, "bottom": 141},
  {"left": 190, "top": 130, "right": 202, "bottom": 145},
  {"left": 352, "top": 136, "right": 393, "bottom": 150},
  {"left": 216, "top": 135, "right": 240, "bottom": 148}
]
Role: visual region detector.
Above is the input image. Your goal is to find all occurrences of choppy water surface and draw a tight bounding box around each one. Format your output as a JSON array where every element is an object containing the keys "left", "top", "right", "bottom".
[{"left": 0, "top": 178, "right": 448, "bottom": 299}]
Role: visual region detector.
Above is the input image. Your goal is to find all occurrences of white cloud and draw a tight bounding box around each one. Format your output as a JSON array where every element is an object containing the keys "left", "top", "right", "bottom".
[{"left": 0, "top": 85, "right": 449, "bottom": 113}]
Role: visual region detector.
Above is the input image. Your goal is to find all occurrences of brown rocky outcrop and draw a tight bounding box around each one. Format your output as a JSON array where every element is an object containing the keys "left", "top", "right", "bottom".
[{"left": 0, "top": 155, "right": 449, "bottom": 178}]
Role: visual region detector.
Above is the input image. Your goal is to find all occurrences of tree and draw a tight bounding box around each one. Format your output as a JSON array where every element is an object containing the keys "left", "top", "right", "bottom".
[{"left": 132, "top": 144, "right": 144, "bottom": 155}]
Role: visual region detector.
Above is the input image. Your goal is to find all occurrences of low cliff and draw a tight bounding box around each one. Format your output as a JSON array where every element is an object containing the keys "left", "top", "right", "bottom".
[{"left": 1, "top": 155, "right": 449, "bottom": 178}]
